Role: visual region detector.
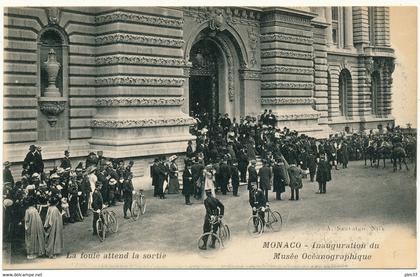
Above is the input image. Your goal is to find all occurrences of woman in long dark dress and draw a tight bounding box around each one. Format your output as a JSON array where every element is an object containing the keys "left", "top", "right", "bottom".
[{"left": 167, "top": 155, "right": 180, "bottom": 194}]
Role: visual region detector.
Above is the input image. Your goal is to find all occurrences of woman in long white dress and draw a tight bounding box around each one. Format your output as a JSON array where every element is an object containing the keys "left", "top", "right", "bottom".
[{"left": 203, "top": 164, "right": 216, "bottom": 198}]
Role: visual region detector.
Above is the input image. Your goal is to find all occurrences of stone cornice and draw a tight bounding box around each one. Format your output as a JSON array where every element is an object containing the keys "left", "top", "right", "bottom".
[
  {"left": 95, "top": 11, "right": 183, "bottom": 28},
  {"left": 261, "top": 50, "right": 313, "bottom": 59},
  {"left": 261, "top": 97, "right": 314, "bottom": 105},
  {"left": 96, "top": 97, "right": 184, "bottom": 107},
  {"left": 95, "top": 76, "right": 185, "bottom": 87},
  {"left": 260, "top": 33, "right": 312, "bottom": 45},
  {"left": 262, "top": 65, "right": 313, "bottom": 75},
  {"left": 276, "top": 113, "right": 320, "bottom": 121},
  {"left": 95, "top": 55, "right": 186, "bottom": 67},
  {"left": 261, "top": 81, "right": 313, "bottom": 89},
  {"left": 91, "top": 117, "right": 196, "bottom": 128},
  {"left": 95, "top": 33, "right": 184, "bottom": 48}
]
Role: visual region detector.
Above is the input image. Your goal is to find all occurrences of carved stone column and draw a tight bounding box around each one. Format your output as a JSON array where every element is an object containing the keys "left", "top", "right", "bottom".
[
  {"left": 344, "top": 7, "right": 354, "bottom": 49},
  {"left": 324, "top": 7, "right": 333, "bottom": 47}
]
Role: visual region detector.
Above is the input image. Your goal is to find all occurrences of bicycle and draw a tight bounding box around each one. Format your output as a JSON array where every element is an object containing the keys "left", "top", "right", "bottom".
[
  {"left": 96, "top": 206, "right": 118, "bottom": 242},
  {"left": 197, "top": 215, "right": 230, "bottom": 254},
  {"left": 247, "top": 204, "right": 282, "bottom": 237},
  {"left": 131, "top": 189, "right": 146, "bottom": 220}
]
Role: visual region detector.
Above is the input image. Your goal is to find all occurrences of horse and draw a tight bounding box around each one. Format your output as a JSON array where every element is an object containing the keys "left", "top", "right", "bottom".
[
  {"left": 376, "top": 140, "right": 393, "bottom": 168},
  {"left": 392, "top": 144, "right": 409, "bottom": 172}
]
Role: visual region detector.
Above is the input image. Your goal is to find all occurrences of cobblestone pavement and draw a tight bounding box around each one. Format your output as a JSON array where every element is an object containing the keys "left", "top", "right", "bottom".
[{"left": 4, "top": 160, "right": 416, "bottom": 268}]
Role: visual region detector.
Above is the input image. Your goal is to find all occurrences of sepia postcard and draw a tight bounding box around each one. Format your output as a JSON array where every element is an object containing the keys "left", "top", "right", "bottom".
[{"left": 1, "top": 2, "right": 417, "bottom": 273}]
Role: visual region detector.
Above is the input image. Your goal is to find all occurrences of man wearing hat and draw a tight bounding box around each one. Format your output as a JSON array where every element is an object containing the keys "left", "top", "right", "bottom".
[
  {"left": 230, "top": 162, "right": 240, "bottom": 197},
  {"left": 23, "top": 145, "right": 39, "bottom": 176},
  {"left": 122, "top": 173, "right": 134, "bottom": 219},
  {"left": 199, "top": 189, "right": 225, "bottom": 250},
  {"left": 182, "top": 160, "right": 194, "bottom": 205},
  {"left": 218, "top": 159, "right": 231, "bottom": 195},
  {"left": 3, "top": 161, "right": 14, "bottom": 186},
  {"left": 316, "top": 155, "right": 332, "bottom": 194},
  {"left": 258, "top": 159, "right": 272, "bottom": 202},
  {"left": 249, "top": 182, "right": 267, "bottom": 232},
  {"left": 92, "top": 181, "right": 104, "bottom": 235},
  {"left": 60, "top": 151, "right": 71, "bottom": 170}
]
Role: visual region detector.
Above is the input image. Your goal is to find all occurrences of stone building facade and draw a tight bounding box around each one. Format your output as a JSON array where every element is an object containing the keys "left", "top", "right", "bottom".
[{"left": 3, "top": 6, "right": 395, "bottom": 178}]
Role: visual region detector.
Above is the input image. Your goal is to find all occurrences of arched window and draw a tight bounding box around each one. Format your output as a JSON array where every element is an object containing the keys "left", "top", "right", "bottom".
[
  {"left": 338, "top": 69, "right": 351, "bottom": 117},
  {"left": 371, "top": 71, "right": 380, "bottom": 116}
]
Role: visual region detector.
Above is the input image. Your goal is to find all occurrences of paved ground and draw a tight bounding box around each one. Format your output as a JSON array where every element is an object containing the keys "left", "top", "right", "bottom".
[{"left": 3, "top": 160, "right": 416, "bottom": 268}]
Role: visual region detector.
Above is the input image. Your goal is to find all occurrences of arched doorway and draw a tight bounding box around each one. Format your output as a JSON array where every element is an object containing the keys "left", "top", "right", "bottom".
[
  {"left": 186, "top": 27, "right": 247, "bottom": 126},
  {"left": 338, "top": 69, "right": 352, "bottom": 117},
  {"left": 189, "top": 39, "right": 220, "bottom": 122}
]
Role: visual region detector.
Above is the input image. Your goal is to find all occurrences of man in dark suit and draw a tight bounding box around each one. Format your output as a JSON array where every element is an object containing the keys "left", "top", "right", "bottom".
[
  {"left": 218, "top": 160, "right": 231, "bottom": 195},
  {"left": 182, "top": 161, "right": 194, "bottom": 205},
  {"left": 92, "top": 182, "right": 104, "bottom": 235},
  {"left": 316, "top": 155, "right": 331, "bottom": 194},
  {"left": 267, "top": 109, "right": 277, "bottom": 127},
  {"left": 60, "top": 150, "right": 71, "bottom": 170},
  {"left": 258, "top": 159, "right": 272, "bottom": 202},
  {"left": 249, "top": 183, "right": 266, "bottom": 232},
  {"left": 3, "top": 161, "right": 14, "bottom": 186},
  {"left": 230, "top": 162, "right": 240, "bottom": 197},
  {"left": 191, "top": 158, "right": 204, "bottom": 199},
  {"left": 23, "top": 145, "right": 39, "bottom": 176},
  {"left": 156, "top": 156, "right": 168, "bottom": 199},
  {"left": 199, "top": 189, "right": 224, "bottom": 250},
  {"left": 151, "top": 158, "right": 159, "bottom": 197},
  {"left": 237, "top": 148, "right": 249, "bottom": 183},
  {"left": 122, "top": 173, "right": 134, "bottom": 218},
  {"left": 248, "top": 160, "right": 258, "bottom": 190}
]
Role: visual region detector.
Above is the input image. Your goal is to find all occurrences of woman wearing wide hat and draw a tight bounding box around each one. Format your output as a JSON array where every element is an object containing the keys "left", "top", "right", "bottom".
[{"left": 167, "top": 155, "right": 180, "bottom": 194}]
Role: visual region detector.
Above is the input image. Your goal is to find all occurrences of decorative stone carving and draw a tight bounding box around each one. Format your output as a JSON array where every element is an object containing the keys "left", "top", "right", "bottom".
[
  {"left": 261, "top": 82, "right": 314, "bottom": 89},
  {"left": 209, "top": 8, "right": 227, "bottom": 31},
  {"left": 261, "top": 50, "right": 313, "bottom": 59},
  {"left": 43, "top": 49, "right": 61, "bottom": 97},
  {"left": 216, "top": 38, "right": 235, "bottom": 101},
  {"left": 95, "top": 11, "right": 183, "bottom": 28},
  {"left": 260, "top": 33, "right": 312, "bottom": 45},
  {"left": 91, "top": 117, "right": 196, "bottom": 128},
  {"left": 239, "top": 70, "right": 261, "bottom": 80},
  {"left": 364, "top": 57, "right": 374, "bottom": 85},
  {"left": 38, "top": 97, "right": 67, "bottom": 127},
  {"left": 183, "top": 7, "right": 260, "bottom": 27},
  {"left": 261, "top": 97, "right": 314, "bottom": 105},
  {"left": 248, "top": 28, "right": 259, "bottom": 66},
  {"left": 262, "top": 65, "right": 313, "bottom": 75},
  {"left": 276, "top": 113, "right": 320, "bottom": 121},
  {"left": 95, "top": 76, "right": 184, "bottom": 87},
  {"left": 95, "top": 55, "right": 186, "bottom": 67},
  {"left": 95, "top": 34, "right": 184, "bottom": 48},
  {"left": 96, "top": 97, "right": 185, "bottom": 106},
  {"left": 46, "top": 7, "right": 60, "bottom": 25}
]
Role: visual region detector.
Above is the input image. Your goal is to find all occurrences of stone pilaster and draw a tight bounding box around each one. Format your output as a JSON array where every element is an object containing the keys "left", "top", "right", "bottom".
[
  {"left": 373, "top": 7, "right": 391, "bottom": 47},
  {"left": 344, "top": 7, "right": 354, "bottom": 49},
  {"left": 90, "top": 8, "right": 194, "bottom": 158},
  {"left": 353, "top": 7, "right": 370, "bottom": 49},
  {"left": 324, "top": 7, "right": 333, "bottom": 47},
  {"left": 382, "top": 58, "right": 395, "bottom": 117}
]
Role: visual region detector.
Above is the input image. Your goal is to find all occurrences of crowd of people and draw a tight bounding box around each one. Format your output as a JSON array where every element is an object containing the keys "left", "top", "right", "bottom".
[{"left": 2, "top": 108, "right": 416, "bottom": 258}]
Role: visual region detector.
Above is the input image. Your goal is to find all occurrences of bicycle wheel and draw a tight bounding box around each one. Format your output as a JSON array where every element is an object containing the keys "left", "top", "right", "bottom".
[
  {"left": 247, "top": 215, "right": 263, "bottom": 237},
  {"left": 131, "top": 200, "right": 141, "bottom": 221},
  {"left": 197, "top": 233, "right": 222, "bottom": 256},
  {"left": 140, "top": 195, "right": 146, "bottom": 215},
  {"left": 96, "top": 219, "right": 106, "bottom": 242},
  {"left": 108, "top": 211, "right": 118, "bottom": 233},
  {"left": 267, "top": 211, "right": 283, "bottom": 232},
  {"left": 219, "top": 223, "right": 231, "bottom": 243}
]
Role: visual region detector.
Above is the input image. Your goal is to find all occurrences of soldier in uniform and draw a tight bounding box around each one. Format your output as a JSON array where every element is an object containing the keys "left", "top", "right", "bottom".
[
  {"left": 230, "top": 162, "right": 240, "bottom": 197},
  {"left": 198, "top": 189, "right": 225, "bottom": 250},
  {"left": 92, "top": 182, "right": 103, "bottom": 236},
  {"left": 122, "top": 173, "right": 134, "bottom": 219},
  {"left": 248, "top": 160, "right": 258, "bottom": 190}
]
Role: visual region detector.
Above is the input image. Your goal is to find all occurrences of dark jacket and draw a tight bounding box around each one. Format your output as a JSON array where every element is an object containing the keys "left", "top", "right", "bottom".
[
  {"left": 272, "top": 163, "right": 287, "bottom": 193},
  {"left": 247, "top": 165, "right": 258, "bottom": 189},
  {"left": 92, "top": 190, "right": 103, "bottom": 211},
  {"left": 316, "top": 159, "right": 332, "bottom": 183},
  {"left": 182, "top": 167, "right": 194, "bottom": 195},
  {"left": 204, "top": 196, "right": 224, "bottom": 218},
  {"left": 288, "top": 165, "right": 303, "bottom": 190},
  {"left": 258, "top": 165, "right": 272, "bottom": 190},
  {"left": 249, "top": 188, "right": 266, "bottom": 208}
]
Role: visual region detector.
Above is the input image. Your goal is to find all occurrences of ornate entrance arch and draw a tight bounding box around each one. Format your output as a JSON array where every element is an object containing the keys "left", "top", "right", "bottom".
[{"left": 184, "top": 23, "right": 249, "bottom": 121}]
